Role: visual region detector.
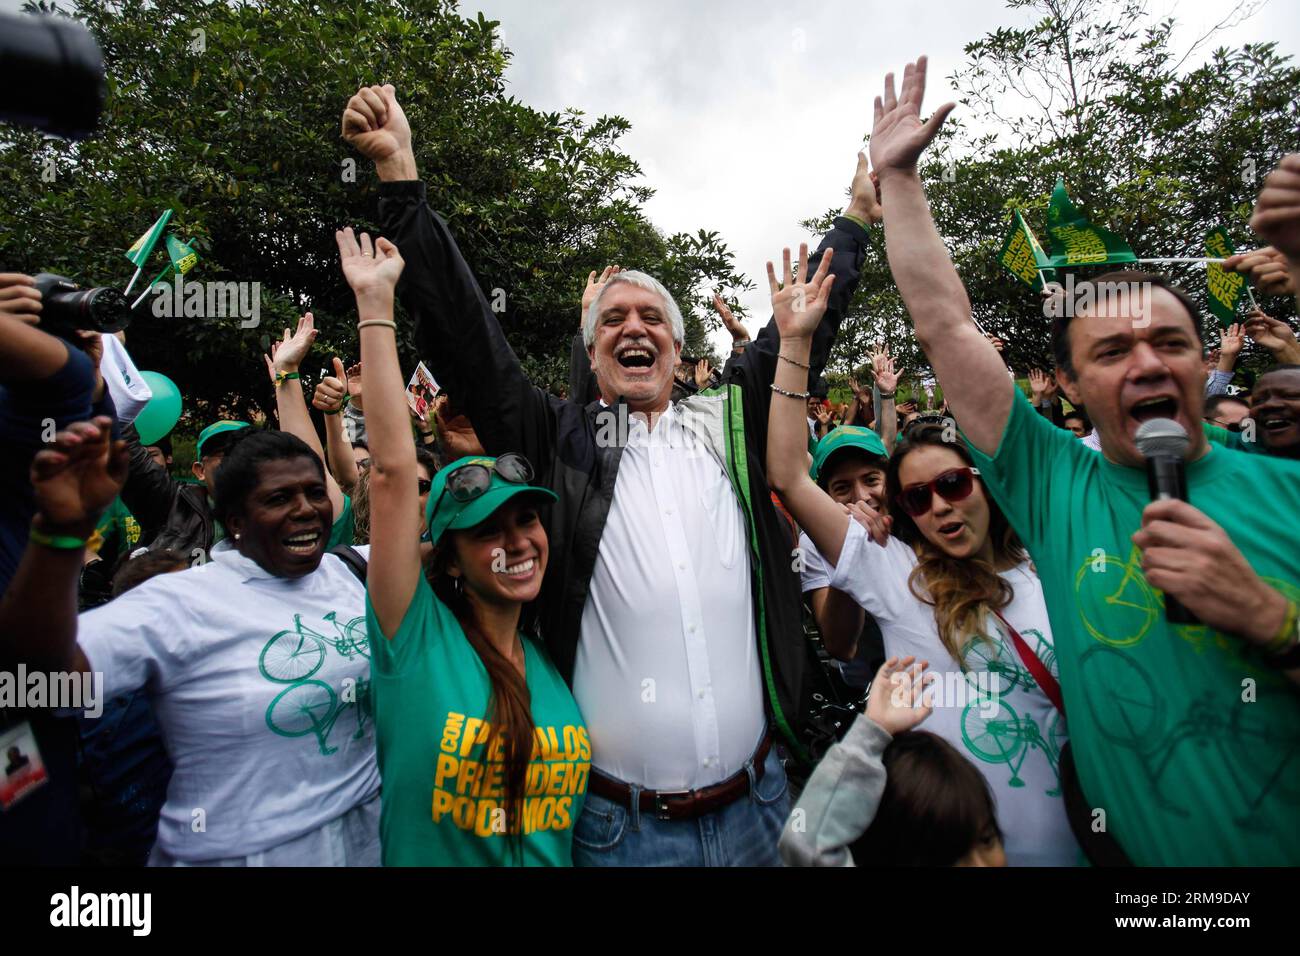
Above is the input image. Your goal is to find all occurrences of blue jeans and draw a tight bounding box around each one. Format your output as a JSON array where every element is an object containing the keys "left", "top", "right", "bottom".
[{"left": 572, "top": 745, "right": 790, "bottom": 866}]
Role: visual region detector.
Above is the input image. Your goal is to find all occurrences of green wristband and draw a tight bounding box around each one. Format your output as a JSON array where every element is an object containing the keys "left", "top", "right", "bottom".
[
  {"left": 29, "top": 527, "right": 88, "bottom": 550},
  {"left": 273, "top": 370, "right": 301, "bottom": 388}
]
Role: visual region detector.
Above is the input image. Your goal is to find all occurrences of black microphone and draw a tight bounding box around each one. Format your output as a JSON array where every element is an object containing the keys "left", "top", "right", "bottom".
[{"left": 1135, "top": 418, "right": 1199, "bottom": 625}]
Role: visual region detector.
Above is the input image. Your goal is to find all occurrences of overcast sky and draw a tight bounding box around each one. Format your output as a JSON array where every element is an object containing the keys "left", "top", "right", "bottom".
[
  {"left": 4, "top": 0, "right": 1295, "bottom": 352},
  {"left": 470, "top": 0, "right": 1300, "bottom": 352}
]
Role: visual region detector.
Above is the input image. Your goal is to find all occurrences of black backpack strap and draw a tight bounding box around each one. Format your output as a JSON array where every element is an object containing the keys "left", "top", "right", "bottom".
[
  {"left": 328, "top": 544, "right": 368, "bottom": 584},
  {"left": 1060, "top": 741, "right": 1133, "bottom": 866}
]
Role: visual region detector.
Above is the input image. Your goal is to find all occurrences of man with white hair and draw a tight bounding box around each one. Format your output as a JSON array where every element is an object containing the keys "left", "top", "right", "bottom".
[{"left": 343, "top": 83, "right": 881, "bottom": 866}]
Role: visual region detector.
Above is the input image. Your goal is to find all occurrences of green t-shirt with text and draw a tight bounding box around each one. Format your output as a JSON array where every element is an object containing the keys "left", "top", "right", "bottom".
[
  {"left": 965, "top": 390, "right": 1300, "bottom": 865},
  {"left": 365, "top": 576, "right": 588, "bottom": 866}
]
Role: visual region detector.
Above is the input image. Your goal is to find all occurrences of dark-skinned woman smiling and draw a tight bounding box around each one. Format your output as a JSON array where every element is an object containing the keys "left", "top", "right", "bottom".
[{"left": 65, "top": 427, "right": 381, "bottom": 865}]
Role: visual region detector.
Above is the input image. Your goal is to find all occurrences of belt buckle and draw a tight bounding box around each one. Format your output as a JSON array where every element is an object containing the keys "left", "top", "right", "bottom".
[{"left": 652, "top": 789, "right": 693, "bottom": 821}]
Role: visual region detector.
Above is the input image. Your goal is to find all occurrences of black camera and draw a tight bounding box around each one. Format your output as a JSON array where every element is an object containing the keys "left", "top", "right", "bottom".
[
  {"left": 0, "top": 12, "right": 105, "bottom": 140},
  {"left": 32, "top": 273, "right": 131, "bottom": 335}
]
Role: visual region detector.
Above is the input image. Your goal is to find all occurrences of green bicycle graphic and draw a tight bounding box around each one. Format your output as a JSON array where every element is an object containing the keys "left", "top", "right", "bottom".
[
  {"left": 963, "top": 627, "right": 1055, "bottom": 696},
  {"left": 1073, "top": 547, "right": 1161, "bottom": 648},
  {"left": 1078, "top": 645, "right": 1300, "bottom": 827},
  {"left": 265, "top": 677, "right": 372, "bottom": 756},
  {"left": 259, "top": 612, "right": 369, "bottom": 683},
  {"left": 961, "top": 698, "right": 1064, "bottom": 796}
]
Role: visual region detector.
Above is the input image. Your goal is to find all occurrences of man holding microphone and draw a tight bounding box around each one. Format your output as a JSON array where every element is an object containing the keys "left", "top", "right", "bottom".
[{"left": 865, "top": 56, "right": 1300, "bottom": 865}]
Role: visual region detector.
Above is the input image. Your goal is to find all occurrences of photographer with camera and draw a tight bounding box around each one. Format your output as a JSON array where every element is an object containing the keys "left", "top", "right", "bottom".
[{"left": 0, "top": 269, "right": 117, "bottom": 863}]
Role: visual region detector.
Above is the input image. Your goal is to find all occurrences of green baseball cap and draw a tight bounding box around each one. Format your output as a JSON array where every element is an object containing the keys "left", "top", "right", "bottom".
[
  {"left": 196, "top": 420, "right": 251, "bottom": 458},
  {"left": 810, "top": 425, "right": 889, "bottom": 483},
  {"left": 426, "top": 454, "right": 558, "bottom": 544}
]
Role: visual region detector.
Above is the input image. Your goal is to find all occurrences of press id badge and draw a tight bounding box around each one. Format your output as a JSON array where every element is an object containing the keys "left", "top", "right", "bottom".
[{"left": 0, "top": 721, "right": 48, "bottom": 810}]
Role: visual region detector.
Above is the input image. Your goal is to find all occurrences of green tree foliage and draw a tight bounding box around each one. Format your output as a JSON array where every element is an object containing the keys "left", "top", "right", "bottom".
[
  {"left": 0, "top": 0, "right": 748, "bottom": 422},
  {"left": 806, "top": 0, "right": 1299, "bottom": 391}
]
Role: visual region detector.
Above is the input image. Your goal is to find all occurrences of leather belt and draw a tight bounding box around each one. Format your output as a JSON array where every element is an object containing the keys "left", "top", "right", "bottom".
[{"left": 587, "top": 731, "right": 774, "bottom": 821}]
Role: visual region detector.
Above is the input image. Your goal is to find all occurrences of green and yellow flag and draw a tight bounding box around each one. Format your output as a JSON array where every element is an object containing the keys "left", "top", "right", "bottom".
[
  {"left": 1205, "top": 227, "right": 1245, "bottom": 328},
  {"left": 999, "top": 210, "right": 1057, "bottom": 292},
  {"left": 165, "top": 234, "right": 199, "bottom": 275},
  {"left": 124, "top": 209, "right": 172, "bottom": 267},
  {"left": 123, "top": 209, "right": 173, "bottom": 295},
  {"left": 1045, "top": 179, "right": 1136, "bottom": 267}
]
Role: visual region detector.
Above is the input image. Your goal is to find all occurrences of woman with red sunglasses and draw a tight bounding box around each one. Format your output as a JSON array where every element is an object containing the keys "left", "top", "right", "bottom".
[{"left": 764, "top": 243, "right": 1076, "bottom": 865}]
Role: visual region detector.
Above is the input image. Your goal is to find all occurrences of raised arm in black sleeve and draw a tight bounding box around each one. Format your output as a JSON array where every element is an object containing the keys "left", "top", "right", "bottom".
[
  {"left": 726, "top": 215, "right": 871, "bottom": 458},
  {"left": 376, "top": 181, "right": 557, "bottom": 465}
]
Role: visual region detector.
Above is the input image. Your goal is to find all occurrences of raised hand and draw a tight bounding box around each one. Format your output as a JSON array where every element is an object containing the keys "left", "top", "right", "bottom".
[
  {"left": 336, "top": 227, "right": 405, "bottom": 305},
  {"left": 0, "top": 273, "right": 42, "bottom": 324},
  {"left": 582, "top": 265, "right": 621, "bottom": 325},
  {"left": 313, "top": 356, "right": 350, "bottom": 412},
  {"left": 1219, "top": 322, "right": 1245, "bottom": 361},
  {"left": 769, "top": 243, "right": 835, "bottom": 340},
  {"left": 712, "top": 292, "right": 750, "bottom": 344},
  {"left": 1028, "top": 367, "right": 1057, "bottom": 403},
  {"left": 341, "top": 84, "right": 413, "bottom": 167},
  {"left": 30, "top": 416, "right": 128, "bottom": 535},
  {"left": 694, "top": 358, "right": 713, "bottom": 390},
  {"left": 1223, "top": 247, "right": 1295, "bottom": 297},
  {"left": 848, "top": 151, "right": 883, "bottom": 224},
  {"left": 345, "top": 361, "right": 364, "bottom": 408},
  {"left": 1244, "top": 308, "right": 1300, "bottom": 361},
  {"left": 872, "top": 349, "right": 900, "bottom": 395},
  {"left": 866, "top": 656, "right": 933, "bottom": 736},
  {"left": 868, "top": 57, "right": 955, "bottom": 178},
  {"left": 1249, "top": 153, "right": 1300, "bottom": 261},
  {"left": 265, "top": 312, "right": 318, "bottom": 380}
]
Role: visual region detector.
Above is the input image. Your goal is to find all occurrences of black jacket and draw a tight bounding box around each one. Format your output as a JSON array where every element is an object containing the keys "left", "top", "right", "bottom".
[
  {"left": 378, "top": 180, "right": 868, "bottom": 764},
  {"left": 120, "top": 423, "right": 213, "bottom": 559}
]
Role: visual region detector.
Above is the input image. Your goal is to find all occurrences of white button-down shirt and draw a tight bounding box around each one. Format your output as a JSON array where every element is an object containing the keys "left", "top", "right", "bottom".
[{"left": 573, "top": 403, "right": 766, "bottom": 790}]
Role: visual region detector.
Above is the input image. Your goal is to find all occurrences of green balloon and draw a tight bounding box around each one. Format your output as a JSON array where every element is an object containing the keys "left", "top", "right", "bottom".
[{"left": 135, "top": 371, "right": 183, "bottom": 445}]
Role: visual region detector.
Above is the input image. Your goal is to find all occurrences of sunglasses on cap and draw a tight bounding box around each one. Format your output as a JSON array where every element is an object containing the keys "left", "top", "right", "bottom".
[
  {"left": 897, "top": 466, "right": 982, "bottom": 518},
  {"left": 429, "top": 452, "right": 534, "bottom": 524}
]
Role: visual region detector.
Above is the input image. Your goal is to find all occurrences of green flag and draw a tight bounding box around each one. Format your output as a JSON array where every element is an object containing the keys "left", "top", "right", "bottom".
[
  {"left": 123, "top": 209, "right": 173, "bottom": 295},
  {"left": 131, "top": 235, "right": 202, "bottom": 309},
  {"left": 165, "top": 233, "right": 200, "bottom": 275},
  {"left": 999, "top": 210, "right": 1057, "bottom": 292},
  {"left": 1045, "top": 179, "right": 1136, "bottom": 267},
  {"left": 1205, "top": 228, "right": 1245, "bottom": 328}
]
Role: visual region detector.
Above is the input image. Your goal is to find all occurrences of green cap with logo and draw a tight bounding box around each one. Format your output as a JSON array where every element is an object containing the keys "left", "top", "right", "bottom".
[
  {"left": 810, "top": 425, "right": 889, "bottom": 483},
  {"left": 426, "top": 455, "right": 558, "bottom": 543},
  {"left": 195, "top": 420, "right": 251, "bottom": 458}
]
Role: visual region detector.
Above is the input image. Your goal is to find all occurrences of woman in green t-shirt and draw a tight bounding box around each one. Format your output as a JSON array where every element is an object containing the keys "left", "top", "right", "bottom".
[{"left": 336, "top": 226, "right": 588, "bottom": 866}]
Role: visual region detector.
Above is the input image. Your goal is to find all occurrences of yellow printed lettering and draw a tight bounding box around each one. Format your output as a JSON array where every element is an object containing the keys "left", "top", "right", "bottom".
[
  {"left": 546, "top": 763, "right": 568, "bottom": 796},
  {"left": 460, "top": 717, "right": 485, "bottom": 757},
  {"left": 435, "top": 752, "right": 458, "bottom": 789},
  {"left": 431, "top": 788, "right": 454, "bottom": 822}
]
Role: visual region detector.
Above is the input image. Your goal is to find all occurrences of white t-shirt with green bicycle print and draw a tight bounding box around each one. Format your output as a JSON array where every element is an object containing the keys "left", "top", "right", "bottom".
[
  {"left": 828, "top": 518, "right": 1079, "bottom": 866},
  {"left": 78, "top": 541, "right": 379, "bottom": 863}
]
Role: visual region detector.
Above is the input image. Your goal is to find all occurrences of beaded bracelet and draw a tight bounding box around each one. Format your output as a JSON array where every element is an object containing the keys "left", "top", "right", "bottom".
[
  {"left": 771, "top": 383, "right": 811, "bottom": 400},
  {"left": 778, "top": 352, "right": 811, "bottom": 369}
]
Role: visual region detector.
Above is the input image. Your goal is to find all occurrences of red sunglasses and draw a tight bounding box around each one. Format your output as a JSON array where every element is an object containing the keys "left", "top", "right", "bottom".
[{"left": 897, "top": 467, "right": 982, "bottom": 518}]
